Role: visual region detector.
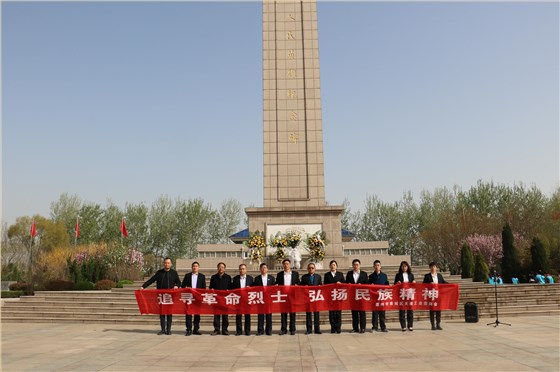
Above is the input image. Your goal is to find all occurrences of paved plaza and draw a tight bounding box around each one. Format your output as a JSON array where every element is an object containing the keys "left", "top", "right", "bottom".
[{"left": 1, "top": 315, "right": 559, "bottom": 371}]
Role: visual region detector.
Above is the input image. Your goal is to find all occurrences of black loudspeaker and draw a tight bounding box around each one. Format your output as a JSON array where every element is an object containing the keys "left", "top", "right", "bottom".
[{"left": 464, "top": 302, "right": 479, "bottom": 323}]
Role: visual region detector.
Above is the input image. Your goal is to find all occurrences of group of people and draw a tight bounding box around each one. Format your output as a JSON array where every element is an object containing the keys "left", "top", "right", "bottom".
[{"left": 141, "top": 258, "right": 447, "bottom": 336}]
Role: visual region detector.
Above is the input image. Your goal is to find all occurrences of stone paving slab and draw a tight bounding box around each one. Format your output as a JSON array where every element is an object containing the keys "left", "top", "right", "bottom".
[{"left": 1, "top": 315, "right": 559, "bottom": 371}]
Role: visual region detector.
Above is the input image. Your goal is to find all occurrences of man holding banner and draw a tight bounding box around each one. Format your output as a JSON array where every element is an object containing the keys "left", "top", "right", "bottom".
[{"left": 140, "top": 257, "right": 180, "bottom": 335}]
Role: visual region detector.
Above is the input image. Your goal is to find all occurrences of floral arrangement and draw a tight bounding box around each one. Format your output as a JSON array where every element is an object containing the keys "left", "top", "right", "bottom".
[
  {"left": 305, "top": 231, "right": 327, "bottom": 262},
  {"left": 245, "top": 230, "right": 267, "bottom": 263},
  {"left": 270, "top": 232, "right": 288, "bottom": 263},
  {"left": 285, "top": 229, "right": 302, "bottom": 248}
]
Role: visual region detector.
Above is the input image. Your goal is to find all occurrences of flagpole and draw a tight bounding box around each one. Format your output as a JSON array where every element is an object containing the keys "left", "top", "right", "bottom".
[{"left": 28, "top": 219, "right": 36, "bottom": 296}]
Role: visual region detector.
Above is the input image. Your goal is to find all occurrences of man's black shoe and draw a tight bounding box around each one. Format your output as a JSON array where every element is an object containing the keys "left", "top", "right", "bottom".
[
  {"left": 185, "top": 330, "right": 192, "bottom": 336},
  {"left": 381, "top": 329, "right": 388, "bottom": 333},
  {"left": 157, "top": 330, "right": 165, "bottom": 335},
  {"left": 304, "top": 331, "right": 312, "bottom": 335},
  {"left": 314, "top": 331, "right": 322, "bottom": 334},
  {"left": 290, "top": 331, "right": 296, "bottom": 335},
  {"left": 222, "top": 331, "right": 229, "bottom": 336},
  {"left": 266, "top": 332, "right": 272, "bottom": 336},
  {"left": 279, "top": 331, "right": 286, "bottom": 335},
  {"left": 166, "top": 331, "right": 172, "bottom": 335},
  {"left": 360, "top": 329, "right": 365, "bottom": 334},
  {"left": 256, "top": 332, "right": 263, "bottom": 336},
  {"left": 193, "top": 330, "right": 201, "bottom": 335}
]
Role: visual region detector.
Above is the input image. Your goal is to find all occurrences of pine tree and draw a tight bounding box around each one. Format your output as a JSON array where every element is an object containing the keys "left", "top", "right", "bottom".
[
  {"left": 501, "top": 224, "right": 521, "bottom": 282},
  {"left": 460, "top": 243, "right": 475, "bottom": 278},
  {"left": 473, "top": 251, "right": 489, "bottom": 283},
  {"left": 530, "top": 237, "right": 548, "bottom": 273}
]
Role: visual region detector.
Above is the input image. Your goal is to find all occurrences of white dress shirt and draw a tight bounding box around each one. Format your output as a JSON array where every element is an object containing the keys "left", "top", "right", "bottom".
[
  {"left": 240, "top": 276, "right": 246, "bottom": 288},
  {"left": 402, "top": 273, "right": 409, "bottom": 283},
  {"left": 261, "top": 275, "right": 268, "bottom": 286},
  {"left": 284, "top": 271, "right": 292, "bottom": 286},
  {"left": 192, "top": 273, "right": 198, "bottom": 288},
  {"left": 353, "top": 271, "right": 360, "bottom": 284}
]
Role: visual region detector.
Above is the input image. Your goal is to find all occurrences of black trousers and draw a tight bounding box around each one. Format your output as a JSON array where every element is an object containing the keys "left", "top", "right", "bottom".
[
  {"left": 185, "top": 314, "right": 200, "bottom": 331},
  {"left": 306, "top": 312, "right": 320, "bottom": 332},
  {"left": 236, "top": 314, "right": 251, "bottom": 335},
  {"left": 351, "top": 310, "right": 366, "bottom": 331},
  {"left": 399, "top": 310, "right": 414, "bottom": 329},
  {"left": 329, "top": 310, "right": 342, "bottom": 332},
  {"left": 280, "top": 312, "right": 296, "bottom": 333},
  {"left": 429, "top": 310, "right": 441, "bottom": 325},
  {"left": 213, "top": 315, "right": 229, "bottom": 332},
  {"left": 159, "top": 315, "right": 172, "bottom": 332},
  {"left": 372, "top": 311, "right": 386, "bottom": 330},
  {"left": 257, "top": 313, "right": 272, "bottom": 335}
]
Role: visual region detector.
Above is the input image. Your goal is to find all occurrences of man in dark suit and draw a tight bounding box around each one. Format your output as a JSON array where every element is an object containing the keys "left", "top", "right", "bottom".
[
  {"left": 141, "top": 257, "right": 181, "bottom": 335},
  {"left": 423, "top": 261, "right": 448, "bottom": 330},
  {"left": 181, "top": 261, "right": 206, "bottom": 336},
  {"left": 369, "top": 260, "right": 390, "bottom": 332},
  {"left": 301, "top": 262, "right": 322, "bottom": 334},
  {"left": 346, "top": 258, "right": 368, "bottom": 333},
  {"left": 324, "top": 259, "right": 345, "bottom": 333},
  {"left": 253, "top": 262, "right": 275, "bottom": 335},
  {"left": 209, "top": 262, "right": 232, "bottom": 335},
  {"left": 231, "top": 263, "right": 254, "bottom": 336},
  {"left": 276, "top": 258, "right": 300, "bottom": 335}
]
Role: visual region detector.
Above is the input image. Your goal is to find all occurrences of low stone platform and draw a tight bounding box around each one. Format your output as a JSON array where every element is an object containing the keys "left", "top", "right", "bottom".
[{"left": 2, "top": 315, "right": 558, "bottom": 371}]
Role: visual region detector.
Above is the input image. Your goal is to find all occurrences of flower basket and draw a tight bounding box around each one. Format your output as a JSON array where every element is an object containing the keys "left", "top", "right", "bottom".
[
  {"left": 305, "top": 231, "right": 328, "bottom": 262},
  {"left": 245, "top": 230, "right": 267, "bottom": 264},
  {"left": 269, "top": 232, "right": 289, "bottom": 263}
]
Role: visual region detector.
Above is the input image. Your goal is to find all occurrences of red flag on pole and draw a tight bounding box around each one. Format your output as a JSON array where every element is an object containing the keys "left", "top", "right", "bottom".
[
  {"left": 120, "top": 217, "right": 128, "bottom": 237},
  {"left": 30, "top": 219, "right": 37, "bottom": 238},
  {"left": 75, "top": 217, "right": 80, "bottom": 239}
]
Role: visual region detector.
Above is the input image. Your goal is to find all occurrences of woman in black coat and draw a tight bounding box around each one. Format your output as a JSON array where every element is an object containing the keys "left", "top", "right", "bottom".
[{"left": 394, "top": 261, "right": 415, "bottom": 331}]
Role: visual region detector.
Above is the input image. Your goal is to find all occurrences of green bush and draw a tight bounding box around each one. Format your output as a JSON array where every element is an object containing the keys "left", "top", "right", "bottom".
[
  {"left": 95, "top": 279, "right": 116, "bottom": 290},
  {"left": 1, "top": 290, "right": 23, "bottom": 298},
  {"left": 116, "top": 279, "right": 134, "bottom": 288},
  {"left": 45, "top": 279, "right": 74, "bottom": 291},
  {"left": 8, "top": 282, "right": 31, "bottom": 291},
  {"left": 74, "top": 281, "right": 95, "bottom": 290}
]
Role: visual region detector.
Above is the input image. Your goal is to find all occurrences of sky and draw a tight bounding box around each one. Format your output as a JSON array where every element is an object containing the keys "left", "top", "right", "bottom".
[{"left": 2, "top": 1, "right": 559, "bottom": 225}]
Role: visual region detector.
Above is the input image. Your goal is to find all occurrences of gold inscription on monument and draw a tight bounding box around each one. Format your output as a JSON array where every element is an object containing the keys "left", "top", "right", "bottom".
[
  {"left": 287, "top": 50, "right": 296, "bottom": 59},
  {"left": 287, "top": 90, "right": 297, "bottom": 99},
  {"left": 288, "top": 133, "right": 299, "bottom": 143},
  {"left": 287, "top": 69, "right": 296, "bottom": 78},
  {"left": 289, "top": 111, "right": 298, "bottom": 121},
  {"left": 286, "top": 31, "right": 295, "bottom": 40}
]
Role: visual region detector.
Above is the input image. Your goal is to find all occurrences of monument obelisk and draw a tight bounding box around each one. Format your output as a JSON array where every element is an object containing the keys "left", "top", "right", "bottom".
[{"left": 246, "top": 0, "right": 344, "bottom": 261}]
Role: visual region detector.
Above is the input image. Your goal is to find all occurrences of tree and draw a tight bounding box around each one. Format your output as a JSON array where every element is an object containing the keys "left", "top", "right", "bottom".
[
  {"left": 501, "top": 224, "right": 520, "bottom": 282},
  {"left": 473, "top": 251, "right": 489, "bottom": 283},
  {"left": 460, "top": 243, "right": 474, "bottom": 278},
  {"left": 530, "top": 237, "right": 548, "bottom": 273},
  {"left": 50, "top": 193, "right": 82, "bottom": 242}
]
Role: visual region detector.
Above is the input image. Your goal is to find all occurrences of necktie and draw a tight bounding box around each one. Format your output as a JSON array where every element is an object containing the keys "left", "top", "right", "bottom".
[{"left": 310, "top": 275, "right": 314, "bottom": 285}]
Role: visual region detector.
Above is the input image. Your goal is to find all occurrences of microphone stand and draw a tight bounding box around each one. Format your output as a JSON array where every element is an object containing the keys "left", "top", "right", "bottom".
[{"left": 487, "top": 271, "right": 511, "bottom": 327}]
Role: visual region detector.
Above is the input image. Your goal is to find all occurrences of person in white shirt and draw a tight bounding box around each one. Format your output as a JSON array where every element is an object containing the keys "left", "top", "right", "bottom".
[
  {"left": 231, "top": 264, "right": 254, "bottom": 336},
  {"left": 423, "top": 262, "right": 448, "bottom": 330},
  {"left": 323, "top": 260, "right": 345, "bottom": 333},
  {"left": 181, "top": 261, "right": 205, "bottom": 336},
  {"left": 253, "top": 263, "right": 275, "bottom": 335},
  {"left": 276, "top": 259, "right": 300, "bottom": 335}
]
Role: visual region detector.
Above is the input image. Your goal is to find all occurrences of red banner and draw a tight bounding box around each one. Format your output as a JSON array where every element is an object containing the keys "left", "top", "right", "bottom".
[{"left": 135, "top": 283, "right": 459, "bottom": 315}]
